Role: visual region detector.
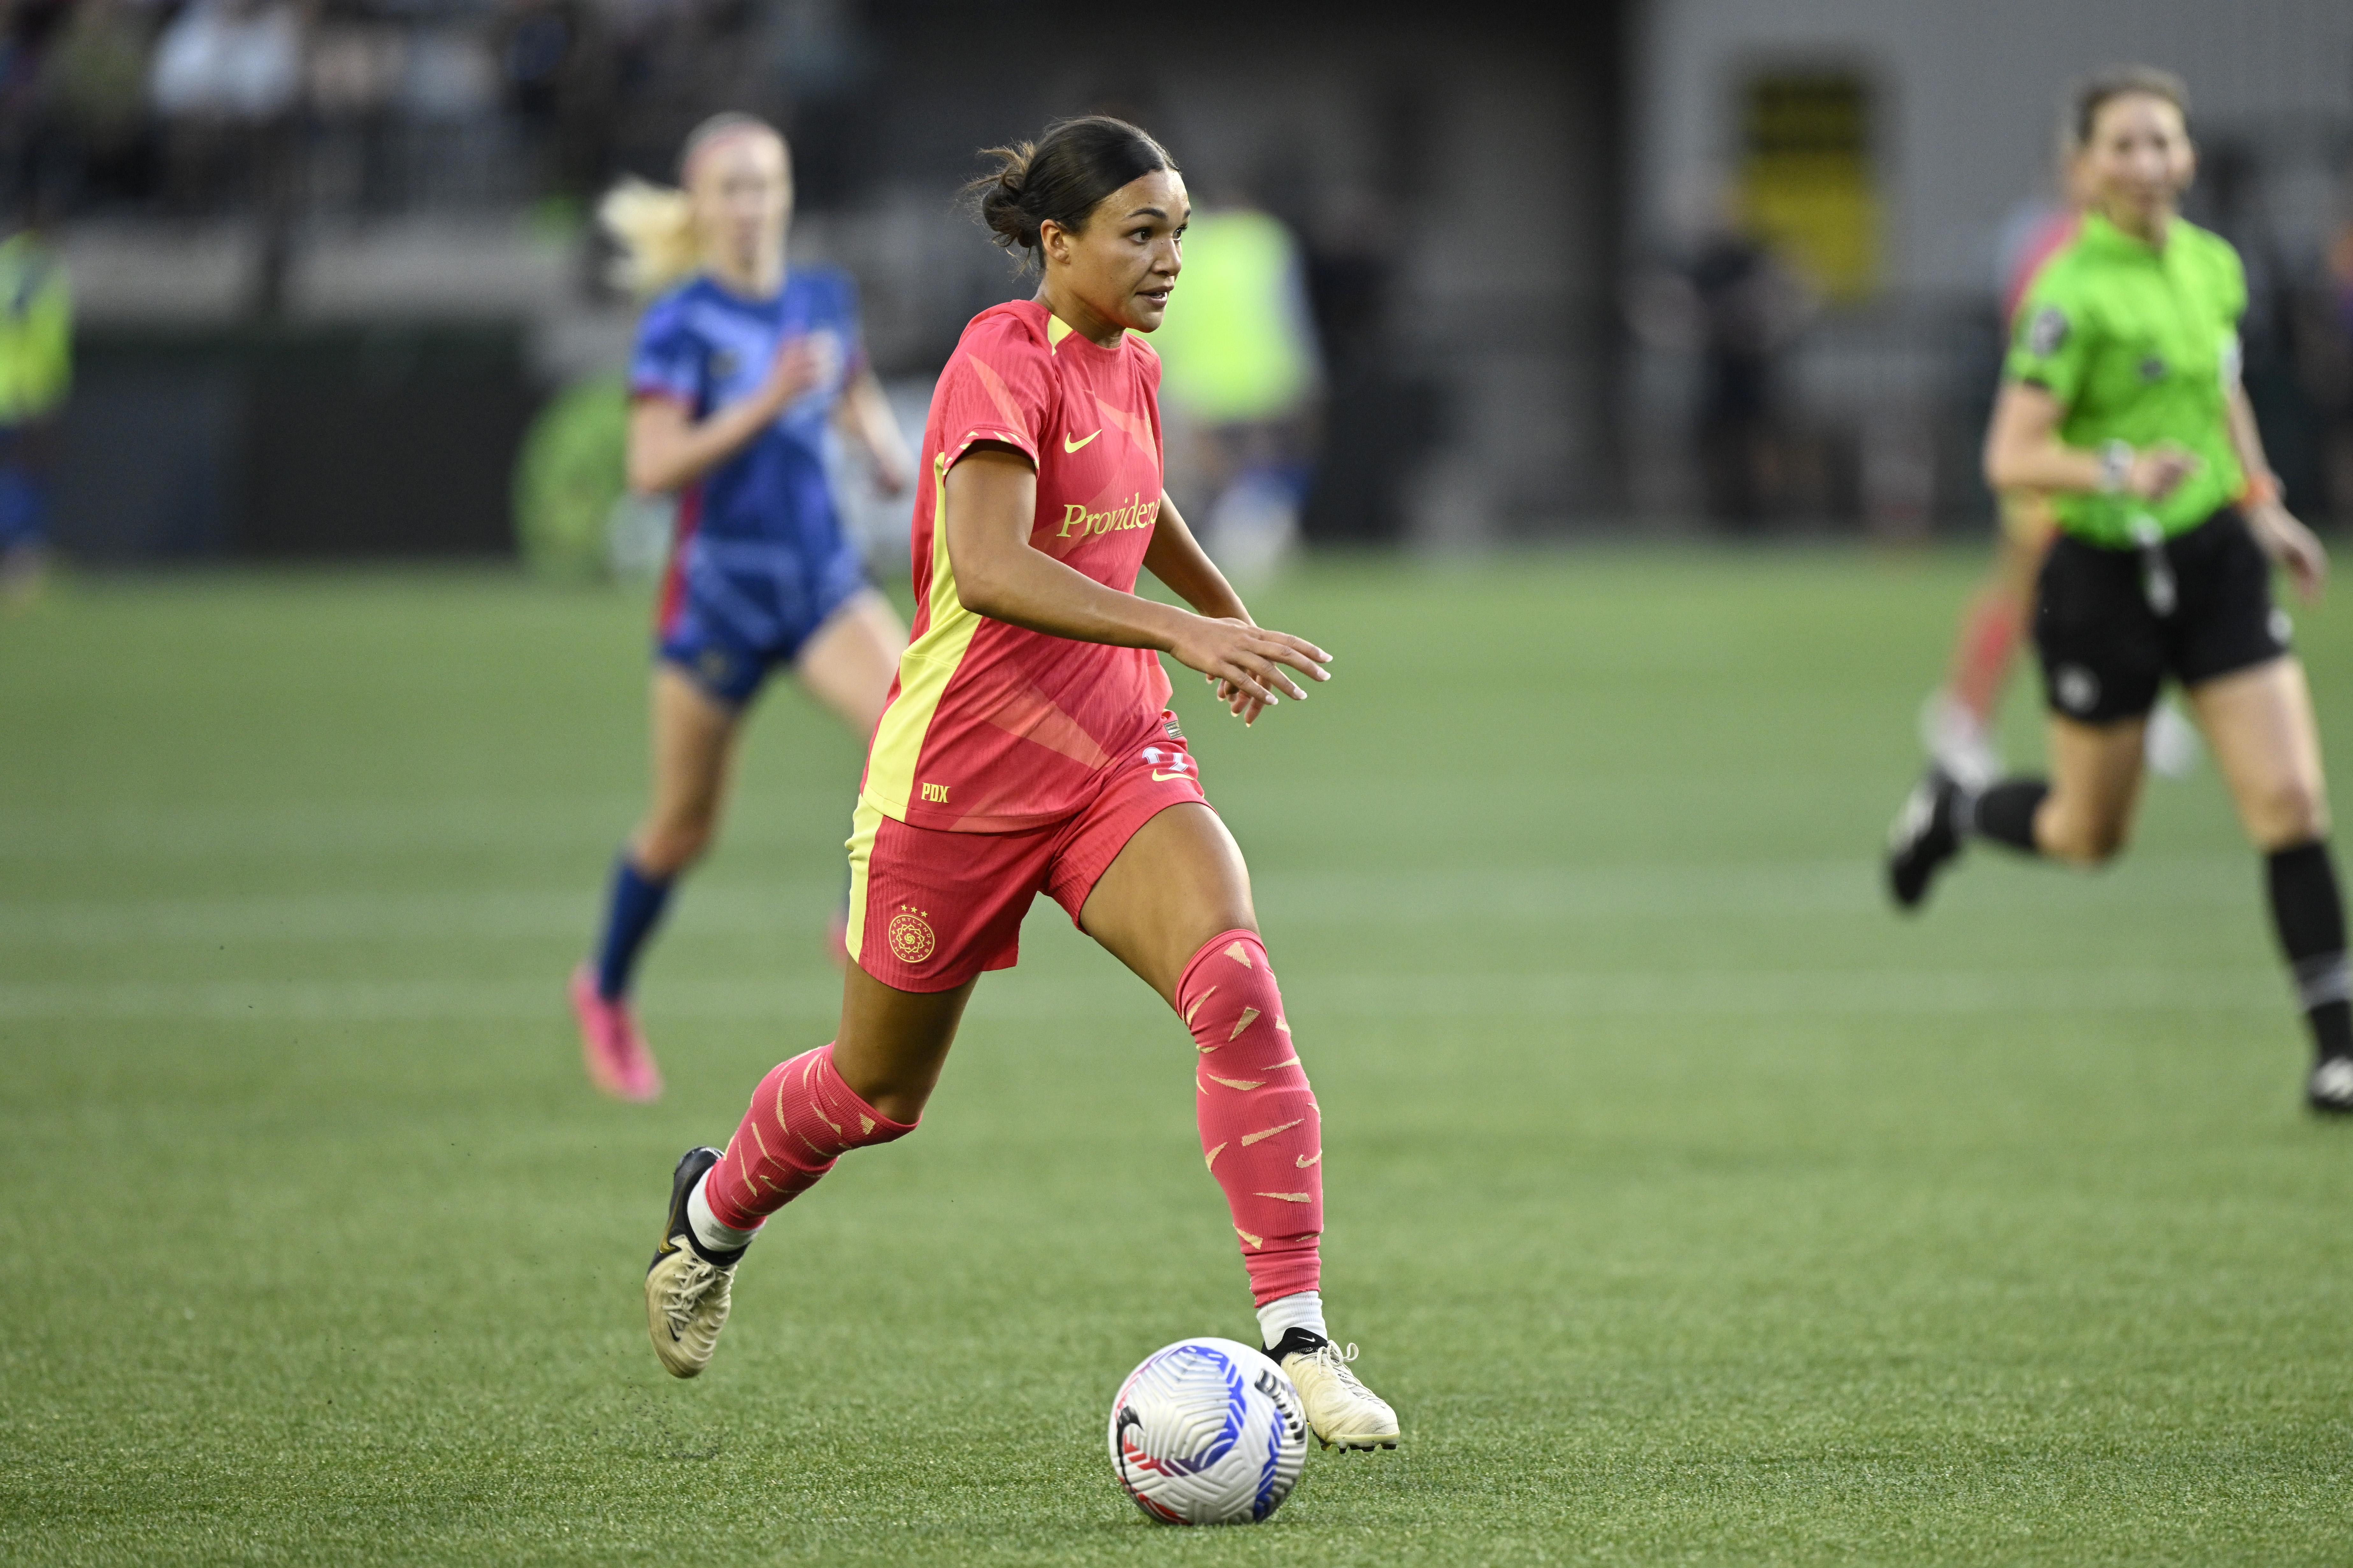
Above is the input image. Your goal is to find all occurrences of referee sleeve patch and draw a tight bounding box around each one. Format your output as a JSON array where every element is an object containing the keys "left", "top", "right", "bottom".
[{"left": 2027, "top": 306, "right": 2069, "bottom": 357}]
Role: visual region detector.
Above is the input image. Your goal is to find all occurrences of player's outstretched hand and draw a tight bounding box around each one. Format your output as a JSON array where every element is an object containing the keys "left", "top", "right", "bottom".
[
  {"left": 1167, "top": 617, "right": 1331, "bottom": 726},
  {"left": 2249, "top": 500, "right": 2328, "bottom": 602}
]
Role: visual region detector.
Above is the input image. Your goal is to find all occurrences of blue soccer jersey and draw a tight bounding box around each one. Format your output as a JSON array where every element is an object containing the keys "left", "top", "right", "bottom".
[{"left": 630, "top": 267, "right": 872, "bottom": 704}]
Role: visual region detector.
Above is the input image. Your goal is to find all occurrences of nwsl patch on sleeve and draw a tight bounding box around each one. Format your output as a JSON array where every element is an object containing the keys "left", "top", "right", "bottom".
[{"left": 2027, "top": 306, "right": 2069, "bottom": 356}]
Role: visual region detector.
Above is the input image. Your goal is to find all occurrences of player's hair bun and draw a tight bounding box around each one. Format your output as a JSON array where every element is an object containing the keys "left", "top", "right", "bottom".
[{"left": 965, "top": 116, "right": 1176, "bottom": 273}]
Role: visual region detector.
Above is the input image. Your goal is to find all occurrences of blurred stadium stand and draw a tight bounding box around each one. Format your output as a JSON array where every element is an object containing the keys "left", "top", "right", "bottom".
[{"left": 1, "top": 0, "right": 2348, "bottom": 560}]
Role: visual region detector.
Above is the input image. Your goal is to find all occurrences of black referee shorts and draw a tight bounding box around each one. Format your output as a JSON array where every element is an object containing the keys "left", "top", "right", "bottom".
[{"left": 2034, "top": 508, "right": 2292, "bottom": 724}]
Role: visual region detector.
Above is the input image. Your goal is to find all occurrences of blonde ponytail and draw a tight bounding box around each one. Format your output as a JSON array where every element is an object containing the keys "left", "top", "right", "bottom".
[{"left": 598, "top": 176, "right": 702, "bottom": 297}]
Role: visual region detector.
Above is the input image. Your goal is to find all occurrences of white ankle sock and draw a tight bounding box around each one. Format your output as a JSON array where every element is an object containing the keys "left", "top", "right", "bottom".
[
  {"left": 1256, "top": 1290, "right": 1326, "bottom": 1347},
  {"left": 686, "top": 1170, "right": 759, "bottom": 1256}
]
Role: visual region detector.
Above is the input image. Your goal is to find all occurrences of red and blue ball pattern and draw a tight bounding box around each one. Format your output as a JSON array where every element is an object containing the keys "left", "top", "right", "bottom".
[{"left": 1108, "top": 1337, "right": 1307, "bottom": 1525}]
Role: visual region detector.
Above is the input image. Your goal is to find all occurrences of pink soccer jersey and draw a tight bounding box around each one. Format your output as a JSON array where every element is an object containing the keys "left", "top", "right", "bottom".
[{"left": 861, "top": 300, "right": 1175, "bottom": 832}]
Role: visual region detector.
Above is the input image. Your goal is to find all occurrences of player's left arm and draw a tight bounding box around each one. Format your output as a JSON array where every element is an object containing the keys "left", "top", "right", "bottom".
[
  {"left": 1142, "top": 491, "right": 1246, "bottom": 621},
  {"left": 833, "top": 368, "right": 912, "bottom": 496},
  {"left": 1142, "top": 492, "right": 1284, "bottom": 722},
  {"left": 2227, "top": 380, "right": 2326, "bottom": 601}
]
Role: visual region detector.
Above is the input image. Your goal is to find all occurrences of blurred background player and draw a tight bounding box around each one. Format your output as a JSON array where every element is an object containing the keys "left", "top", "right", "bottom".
[
  {"left": 639, "top": 117, "right": 1400, "bottom": 1451},
  {"left": 0, "top": 209, "right": 69, "bottom": 606},
  {"left": 1886, "top": 68, "right": 2350, "bottom": 1113},
  {"left": 571, "top": 112, "right": 912, "bottom": 1102},
  {"left": 1148, "top": 188, "right": 1322, "bottom": 583},
  {"left": 1920, "top": 132, "right": 2200, "bottom": 788}
]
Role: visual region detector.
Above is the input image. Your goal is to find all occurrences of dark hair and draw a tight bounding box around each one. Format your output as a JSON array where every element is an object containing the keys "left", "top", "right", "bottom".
[
  {"left": 2068, "top": 64, "right": 2190, "bottom": 149},
  {"left": 965, "top": 116, "right": 1177, "bottom": 270}
]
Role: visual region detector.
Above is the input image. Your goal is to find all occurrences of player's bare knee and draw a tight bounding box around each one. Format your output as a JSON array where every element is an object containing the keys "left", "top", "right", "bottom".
[
  {"left": 638, "top": 816, "right": 716, "bottom": 876},
  {"left": 2043, "top": 811, "right": 2129, "bottom": 866},
  {"left": 2255, "top": 779, "right": 2330, "bottom": 848}
]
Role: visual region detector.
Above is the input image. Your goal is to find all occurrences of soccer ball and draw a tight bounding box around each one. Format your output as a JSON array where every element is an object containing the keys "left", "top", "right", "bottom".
[{"left": 1108, "top": 1336, "right": 1308, "bottom": 1525}]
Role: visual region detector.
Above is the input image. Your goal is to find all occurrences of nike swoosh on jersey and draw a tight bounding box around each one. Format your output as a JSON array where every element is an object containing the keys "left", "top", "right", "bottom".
[
  {"left": 1151, "top": 770, "right": 1191, "bottom": 782},
  {"left": 1063, "top": 429, "right": 1102, "bottom": 453}
]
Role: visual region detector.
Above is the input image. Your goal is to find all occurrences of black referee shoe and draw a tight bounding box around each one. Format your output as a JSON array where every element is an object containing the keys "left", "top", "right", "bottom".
[
  {"left": 2308, "top": 1058, "right": 2353, "bottom": 1115},
  {"left": 1886, "top": 768, "right": 1963, "bottom": 911}
]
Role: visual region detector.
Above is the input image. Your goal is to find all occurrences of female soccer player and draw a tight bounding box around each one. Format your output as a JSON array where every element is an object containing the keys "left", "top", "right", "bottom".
[
  {"left": 636, "top": 116, "right": 1401, "bottom": 1450},
  {"left": 570, "top": 114, "right": 913, "bottom": 1101},
  {"left": 1919, "top": 146, "right": 2199, "bottom": 788},
  {"left": 1886, "top": 68, "right": 2350, "bottom": 1114}
]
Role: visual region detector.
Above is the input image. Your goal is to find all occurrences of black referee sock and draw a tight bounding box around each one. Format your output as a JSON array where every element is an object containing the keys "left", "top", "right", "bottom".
[
  {"left": 1966, "top": 779, "right": 2049, "bottom": 855},
  {"left": 2266, "top": 839, "right": 2353, "bottom": 1063}
]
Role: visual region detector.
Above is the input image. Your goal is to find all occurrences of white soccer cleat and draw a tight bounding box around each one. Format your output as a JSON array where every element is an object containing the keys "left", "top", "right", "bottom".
[
  {"left": 2308, "top": 1057, "right": 2353, "bottom": 1116},
  {"left": 645, "top": 1146, "right": 742, "bottom": 1379},
  {"left": 1266, "top": 1329, "right": 1399, "bottom": 1451}
]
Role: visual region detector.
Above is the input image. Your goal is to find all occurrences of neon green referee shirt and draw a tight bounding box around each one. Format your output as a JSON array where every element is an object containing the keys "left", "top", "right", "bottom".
[
  {"left": 0, "top": 232, "right": 71, "bottom": 427},
  {"left": 2003, "top": 210, "right": 2245, "bottom": 547}
]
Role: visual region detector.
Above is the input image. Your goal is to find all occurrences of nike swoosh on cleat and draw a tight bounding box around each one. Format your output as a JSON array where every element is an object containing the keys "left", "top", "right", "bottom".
[{"left": 1063, "top": 429, "right": 1101, "bottom": 453}]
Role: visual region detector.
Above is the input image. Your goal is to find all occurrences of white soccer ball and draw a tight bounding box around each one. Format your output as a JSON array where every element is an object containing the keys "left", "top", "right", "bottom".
[{"left": 1108, "top": 1336, "right": 1308, "bottom": 1525}]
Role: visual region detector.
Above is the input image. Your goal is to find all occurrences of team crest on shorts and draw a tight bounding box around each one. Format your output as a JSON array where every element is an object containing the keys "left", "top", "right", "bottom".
[
  {"left": 2054, "top": 663, "right": 2101, "bottom": 715},
  {"left": 887, "top": 904, "right": 937, "bottom": 965}
]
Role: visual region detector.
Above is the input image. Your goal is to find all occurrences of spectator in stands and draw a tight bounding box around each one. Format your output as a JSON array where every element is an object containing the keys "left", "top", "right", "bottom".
[
  {"left": 43, "top": 0, "right": 159, "bottom": 206},
  {"left": 0, "top": 0, "right": 73, "bottom": 214},
  {"left": 148, "top": 0, "right": 304, "bottom": 214},
  {"left": 493, "top": 0, "right": 617, "bottom": 204},
  {"left": 1627, "top": 186, "right": 1815, "bottom": 528},
  {"left": 2321, "top": 205, "right": 2353, "bottom": 523}
]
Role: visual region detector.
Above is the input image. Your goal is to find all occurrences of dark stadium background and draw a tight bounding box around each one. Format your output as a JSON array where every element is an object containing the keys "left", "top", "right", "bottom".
[{"left": 20, "top": 0, "right": 2344, "bottom": 566}]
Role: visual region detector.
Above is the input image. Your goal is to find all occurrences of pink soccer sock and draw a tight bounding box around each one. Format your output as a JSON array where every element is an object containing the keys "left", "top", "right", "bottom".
[
  {"left": 702, "top": 1045, "right": 915, "bottom": 1232},
  {"left": 1178, "top": 929, "right": 1322, "bottom": 1305}
]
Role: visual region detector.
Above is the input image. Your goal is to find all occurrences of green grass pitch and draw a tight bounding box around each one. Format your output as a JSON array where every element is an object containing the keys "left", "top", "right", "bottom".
[{"left": 3, "top": 549, "right": 2349, "bottom": 1564}]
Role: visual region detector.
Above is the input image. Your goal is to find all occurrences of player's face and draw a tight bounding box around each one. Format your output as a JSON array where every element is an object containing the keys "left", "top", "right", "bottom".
[
  {"left": 2077, "top": 94, "right": 2194, "bottom": 232},
  {"left": 692, "top": 132, "right": 793, "bottom": 283},
  {"left": 1051, "top": 170, "right": 1188, "bottom": 333}
]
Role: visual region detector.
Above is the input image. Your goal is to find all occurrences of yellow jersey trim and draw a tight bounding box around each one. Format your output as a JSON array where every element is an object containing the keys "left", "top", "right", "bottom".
[
  {"left": 861, "top": 452, "right": 986, "bottom": 820},
  {"left": 842, "top": 795, "right": 884, "bottom": 965},
  {"left": 1045, "top": 313, "right": 1076, "bottom": 351}
]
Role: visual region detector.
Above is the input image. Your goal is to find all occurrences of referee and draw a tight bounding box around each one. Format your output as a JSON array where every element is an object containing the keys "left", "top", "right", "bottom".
[{"left": 1887, "top": 66, "right": 2352, "bottom": 1114}]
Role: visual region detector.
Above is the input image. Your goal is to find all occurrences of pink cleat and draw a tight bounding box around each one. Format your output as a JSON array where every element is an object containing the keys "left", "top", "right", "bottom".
[{"left": 570, "top": 964, "right": 662, "bottom": 1101}]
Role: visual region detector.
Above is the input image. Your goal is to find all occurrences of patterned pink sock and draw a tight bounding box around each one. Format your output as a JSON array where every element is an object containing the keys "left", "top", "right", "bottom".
[
  {"left": 702, "top": 1045, "right": 915, "bottom": 1232},
  {"left": 1178, "top": 930, "right": 1322, "bottom": 1305}
]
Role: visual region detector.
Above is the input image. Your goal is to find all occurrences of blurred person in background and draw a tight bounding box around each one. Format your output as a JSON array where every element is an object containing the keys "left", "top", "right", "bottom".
[
  {"left": 148, "top": 0, "right": 301, "bottom": 308},
  {"left": 1919, "top": 128, "right": 2201, "bottom": 788},
  {"left": 493, "top": 0, "right": 616, "bottom": 209},
  {"left": 0, "top": 0, "right": 71, "bottom": 210},
  {"left": 2318, "top": 195, "right": 2353, "bottom": 523},
  {"left": 1625, "top": 185, "right": 1813, "bottom": 529},
  {"left": 42, "top": 0, "right": 160, "bottom": 207},
  {"left": 1887, "top": 68, "right": 2351, "bottom": 1115},
  {"left": 1149, "top": 191, "right": 1321, "bottom": 582},
  {"left": 0, "top": 203, "right": 69, "bottom": 604},
  {"left": 572, "top": 112, "right": 911, "bottom": 1103}
]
